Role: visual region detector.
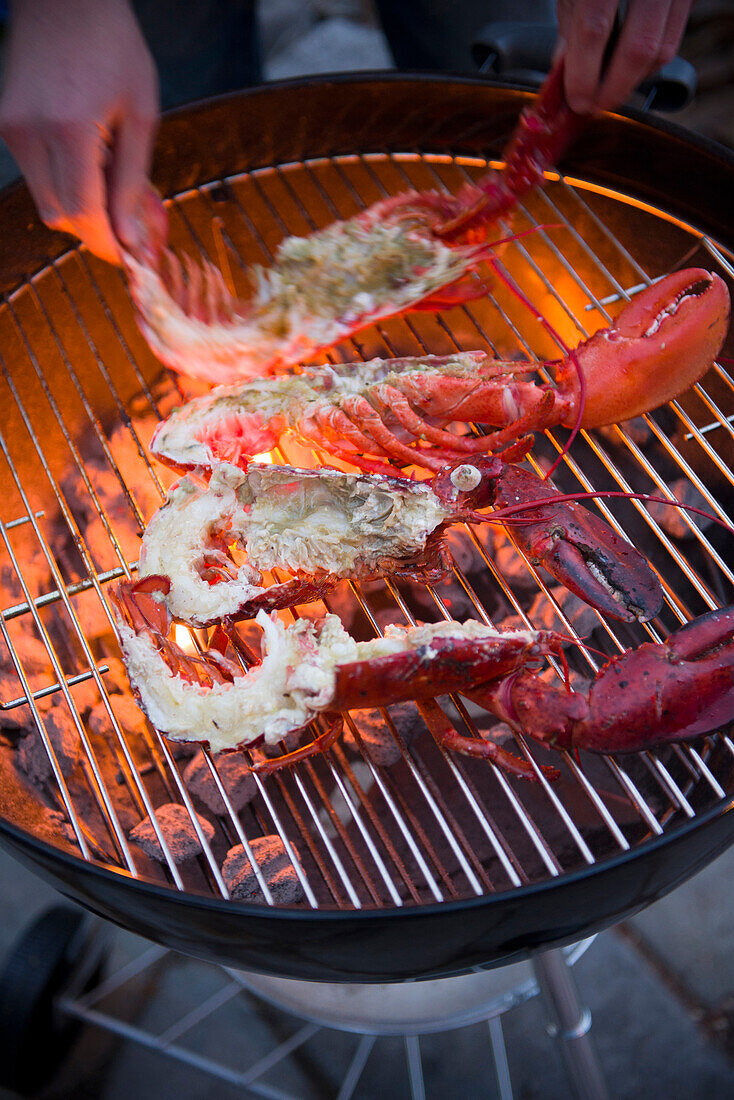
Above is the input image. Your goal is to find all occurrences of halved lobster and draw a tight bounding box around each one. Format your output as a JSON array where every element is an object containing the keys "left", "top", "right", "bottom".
[
  {"left": 122, "top": 59, "right": 589, "bottom": 385},
  {"left": 112, "top": 579, "right": 734, "bottom": 780},
  {"left": 138, "top": 455, "right": 663, "bottom": 627},
  {"left": 148, "top": 269, "right": 730, "bottom": 477}
]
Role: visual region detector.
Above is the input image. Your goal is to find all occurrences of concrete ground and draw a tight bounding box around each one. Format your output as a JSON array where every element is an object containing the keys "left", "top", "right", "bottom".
[
  {"left": 1, "top": 2, "right": 734, "bottom": 1097},
  {"left": 3, "top": 842, "right": 734, "bottom": 1098}
]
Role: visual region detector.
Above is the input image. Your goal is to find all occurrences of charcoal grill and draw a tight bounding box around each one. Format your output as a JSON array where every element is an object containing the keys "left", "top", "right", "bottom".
[{"left": 0, "top": 75, "right": 733, "bottom": 987}]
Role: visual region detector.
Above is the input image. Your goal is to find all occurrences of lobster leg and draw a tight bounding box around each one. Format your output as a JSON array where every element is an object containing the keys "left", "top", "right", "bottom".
[
  {"left": 417, "top": 698, "right": 560, "bottom": 781},
  {"left": 248, "top": 714, "right": 344, "bottom": 775},
  {"left": 220, "top": 575, "right": 342, "bottom": 624},
  {"left": 573, "top": 605, "right": 734, "bottom": 753},
  {"left": 299, "top": 411, "right": 406, "bottom": 476},
  {"left": 435, "top": 58, "right": 584, "bottom": 241},
  {"left": 339, "top": 395, "right": 446, "bottom": 471},
  {"left": 369, "top": 382, "right": 557, "bottom": 458},
  {"left": 426, "top": 455, "right": 664, "bottom": 624},
  {"left": 409, "top": 274, "right": 496, "bottom": 311},
  {"left": 306, "top": 407, "right": 395, "bottom": 463},
  {"left": 371, "top": 383, "right": 500, "bottom": 454}
]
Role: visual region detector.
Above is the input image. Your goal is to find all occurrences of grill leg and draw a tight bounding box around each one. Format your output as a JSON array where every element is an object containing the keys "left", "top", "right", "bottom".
[
  {"left": 487, "top": 1015, "right": 513, "bottom": 1100},
  {"left": 531, "top": 949, "right": 609, "bottom": 1100}
]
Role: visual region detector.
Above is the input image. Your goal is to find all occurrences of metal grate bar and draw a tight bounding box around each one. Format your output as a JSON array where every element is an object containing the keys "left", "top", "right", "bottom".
[{"left": 183, "top": 156, "right": 731, "bottom": 879}]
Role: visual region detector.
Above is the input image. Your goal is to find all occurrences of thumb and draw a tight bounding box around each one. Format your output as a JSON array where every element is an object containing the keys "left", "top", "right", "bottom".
[{"left": 107, "top": 106, "right": 158, "bottom": 252}]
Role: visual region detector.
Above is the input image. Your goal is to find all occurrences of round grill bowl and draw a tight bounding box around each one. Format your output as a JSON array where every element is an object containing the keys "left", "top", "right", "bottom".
[{"left": 0, "top": 74, "right": 732, "bottom": 983}]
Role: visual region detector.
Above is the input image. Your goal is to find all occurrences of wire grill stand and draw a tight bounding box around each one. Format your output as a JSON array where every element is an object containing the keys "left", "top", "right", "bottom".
[{"left": 54, "top": 922, "right": 601, "bottom": 1099}]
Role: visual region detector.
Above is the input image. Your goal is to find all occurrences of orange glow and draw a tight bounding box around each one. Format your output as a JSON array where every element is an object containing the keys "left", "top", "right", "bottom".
[
  {"left": 173, "top": 624, "right": 197, "bottom": 654},
  {"left": 558, "top": 174, "right": 701, "bottom": 237},
  {"left": 252, "top": 450, "right": 274, "bottom": 464}
]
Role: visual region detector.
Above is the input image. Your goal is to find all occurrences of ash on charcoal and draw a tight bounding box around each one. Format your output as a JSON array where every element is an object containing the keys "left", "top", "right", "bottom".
[
  {"left": 88, "top": 696, "right": 150, "bottom": 741},
  {"left": 0, "top": 628, "right": 53, "bottom": 677},
  {"left": 67, "top": 588, "right": 117, "bottom": 644},
  {"left": 645, "top": 477, "right": 715, "bottom": 539},
  {"left": 344, "top": 703, "right": 421, "bottom": 766},
  {"left": 0, "top": 745, "right": 78, "bottom": 854},
  {"left": 0, "top": 558, "right": 50, "bottom": 606},
  {"left": 99, "top": 656, "right": 130, "bottom": 694},
  {"left": 129, "top": 803, "right": 215, "bottom": 864},
  {"left": 0, "top": 691, "right": 28, "bottom": 732},
  {"left": 502, "top": 586, "right": 597, "bottom": 640},
  {"left": 59, "top": 418, "right": 172, "bottom": 575},
  {"left": 222, "top": 835, "right": 304, "bottom": 903},
  {"left": 481, "top": 722, "right": 514, "bottom": 744},
  {"left": 45, "top": 808, "right": 76, "bottom": 844},
  {"left": 17, "top": 708, "right": 81, "bottom": 784},
  {"left": 318, "top": 760, "right": 374, "bottom": 838},
  {"left": 528, "top": 586, "right": 598, "bottom": 637},
  {"left": 598, "top": 416, "right": 652, "bottom": 449},
  {"left": 493, "top": 529, "right": 549, "bottom": 590},
  {"left": 443, "top": 528, "right": 482, "bottom": 575},
  {"left": 184, "top": 751, "right": 257, "bottom": 814}
]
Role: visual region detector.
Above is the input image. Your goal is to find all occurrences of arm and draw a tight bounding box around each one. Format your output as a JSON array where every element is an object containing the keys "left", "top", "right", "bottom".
[
  {"left": 0, "top": 0, "right": 159, "bottom": 262},
  {"left": 556, "top": 0, "right": 696, "bottom": 114}
]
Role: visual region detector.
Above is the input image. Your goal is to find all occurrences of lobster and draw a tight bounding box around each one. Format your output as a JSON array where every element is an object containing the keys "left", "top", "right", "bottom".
[
  {"left": 148, "top": 269, "right": 730, "bottom": 478},
  {"left": 122, "top": 58, "right": 590, "bottom": 385},
  {"left": 112, "top": 579, "right": 734, "bottom": 780},
  {"left": 137, "top": 455, "right": 663, "bottom": 627}
]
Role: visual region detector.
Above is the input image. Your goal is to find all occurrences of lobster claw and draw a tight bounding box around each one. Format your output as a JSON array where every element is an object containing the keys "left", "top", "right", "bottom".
[
  {"left": 574, "top": 604, "right": 734, "bottom": 753},
  {"left": 466, "top": 605, "right": 734, "bottom": 761},
  {"left": 493, "top": 465, "right": 663, "bottom": 623}
]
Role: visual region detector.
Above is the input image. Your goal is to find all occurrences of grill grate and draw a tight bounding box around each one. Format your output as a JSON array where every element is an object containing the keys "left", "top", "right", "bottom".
[{"left": 0, "top": 151, "right": 732, "bottom": 911}]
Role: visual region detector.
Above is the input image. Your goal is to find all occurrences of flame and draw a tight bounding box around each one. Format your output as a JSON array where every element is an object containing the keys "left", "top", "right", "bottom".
[
  {"left": 173, "top": 624, "right": 197, "bottom": 654},
  {"left": 252, "top": 450, "right": 273, "bottom": 464}
]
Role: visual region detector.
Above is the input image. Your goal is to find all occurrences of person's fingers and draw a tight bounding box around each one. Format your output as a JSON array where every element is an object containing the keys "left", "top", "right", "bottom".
[
  {"left": 133, "top": 185, "right": 168, "bottom": 263},
  {"left": 595, "top": 0, "right": 673, "bottom": 112},
  {"left": 46, "top": 124, "right": 121, "bottom": 263},
  {"left": 557, "top": 0, "right": 620, "bottom": 114},
  {"left": 657, "top": 0, "right": 694, "bottom": 70},
  {"left": 106, "top": 105, "right": 158, "bottom": 252}
]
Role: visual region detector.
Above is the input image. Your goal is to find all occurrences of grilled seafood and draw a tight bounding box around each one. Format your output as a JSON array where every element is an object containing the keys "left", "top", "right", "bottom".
[
  {"left": 113, "top": 577, "right": 566, "bottom": 777},
  {"left": 138, "top": 456, "right": 664, "bottom": 627},
  {"left": 149, "top": 269, "right": 730, "bottom": 476},
  {"left": 112, "top": 581, "right": 734, "bottom": 778},
  {"left": 123, "top": 59, "right": 585, "bottom": 384},
  {"left": 472, "top": 605, "right": 734, "bottom": 756}
]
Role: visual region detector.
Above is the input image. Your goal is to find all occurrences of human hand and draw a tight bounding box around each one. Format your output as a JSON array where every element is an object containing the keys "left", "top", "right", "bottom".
[
  {"left": 556, "top": 0, "right": 696, "bottom": 115},
  {"left": 0, "top": 0, "right": 160, "bottom": 263}
]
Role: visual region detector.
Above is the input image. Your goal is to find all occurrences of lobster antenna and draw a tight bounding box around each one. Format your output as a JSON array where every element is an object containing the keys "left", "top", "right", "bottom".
[
  {"left": 488, "top": 489, "right": 734, "bottom": 537},
  {"left": 488, "top": 255, "right": 586, "bottom": 479}
]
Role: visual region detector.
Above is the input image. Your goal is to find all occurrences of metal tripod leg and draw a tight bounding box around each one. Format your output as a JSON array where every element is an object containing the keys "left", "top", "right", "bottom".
[{"left": 531, "top": 949, "right": 609, "bottom": 1100}]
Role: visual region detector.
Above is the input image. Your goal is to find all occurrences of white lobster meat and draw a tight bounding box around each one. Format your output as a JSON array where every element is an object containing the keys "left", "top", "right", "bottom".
[{"left": 138, "top": 461, "right": 450, "bottom": 627}]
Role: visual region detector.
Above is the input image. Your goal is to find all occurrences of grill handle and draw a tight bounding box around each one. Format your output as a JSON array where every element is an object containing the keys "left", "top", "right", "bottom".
[{"left": 472, "top": 21, "right": 697, "bottom": 112}]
